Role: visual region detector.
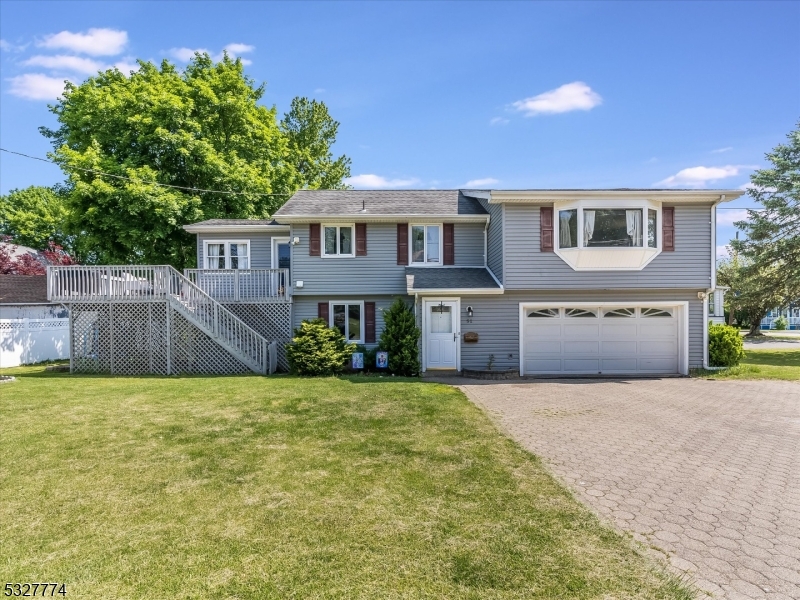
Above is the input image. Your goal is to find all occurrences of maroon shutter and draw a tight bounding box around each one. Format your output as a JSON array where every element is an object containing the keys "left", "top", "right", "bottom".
[
  {"left": 356, "top": 223, "right": 367, "bottom": 256},
  {"left": 318, "top": 302, "right": 329, "bottom": 322},
  {"left": 662, "top": 207, "right": 675, "bottom": 251},
  {"left": 397, "top": 223, "right": 408, "bottom": 265},
  {"left": 309, "top": 223, "right": 321, "bottom": 256},
  {"left": 364, "top": 302, "right": 376, "bottom": 343},
  {"left": 443, "top": 223, "right": 455, "bottom": 265},
  {"left": 540, "top": 207, "right": 554, "bottom": 252}
]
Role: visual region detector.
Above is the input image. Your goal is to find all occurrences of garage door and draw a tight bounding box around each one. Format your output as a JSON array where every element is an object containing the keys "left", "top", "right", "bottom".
[{"left": 522, "top": 305, "right": 680, "bottom": 375}]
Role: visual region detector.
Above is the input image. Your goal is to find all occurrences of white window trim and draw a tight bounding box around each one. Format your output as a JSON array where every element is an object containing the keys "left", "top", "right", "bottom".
[
  {"left": 329, "top": 300, "right": 365, "bottom": 344},
  {"left": 409, "top": 223, "right": 444, "bottom": 267},
  {"left": 553, "top": 199, "right": 662, "bottom": 271},
  {"left": 271, "top": 237, "right": 290, "bottom": 269},
  {"left": 321, "top": 223, "right": 356, "bottom": 258},
  {"left": 203, "top": 239, "right": 251, "bottom": 270}
]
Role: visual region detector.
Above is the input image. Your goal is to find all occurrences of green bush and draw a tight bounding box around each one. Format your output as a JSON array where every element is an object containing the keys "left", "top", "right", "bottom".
[
  {"left": 774, "top": 315, "right": 789, "bottom": 331},
  {"left": 708, "top": 323, "right": 745, "bottom": 367},
  {"left": 379, "top": 297, "right": 421, "bottom": 376},
  {"left": 286, "top": 318, "right": 352, "bottom": 376}
]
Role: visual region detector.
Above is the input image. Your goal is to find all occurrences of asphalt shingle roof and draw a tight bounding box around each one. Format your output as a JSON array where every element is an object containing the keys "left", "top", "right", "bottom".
[
  {"left": 187, "top": 219, "right": 282, "bottom": 226},
  {"left": 0, "top": 275, "right": 50, "bottom": 304},
  {"left": 273, "top": 190, "right": 488, "bottom": 217},
  {"left": 405, "top": 267, "right": 500, "bottom": 291}
]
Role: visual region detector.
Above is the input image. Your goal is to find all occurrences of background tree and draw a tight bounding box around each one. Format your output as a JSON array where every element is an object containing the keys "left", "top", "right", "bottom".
[
  {"left": 41, "top": 53, "right": 350, "bottom": 269},
  {"left": 281, "top": 98, "right": 351, "bottom": 190},
  {"left": 730, "top": 120, "right": 800, "bottom": 332},
  {"left": 0, "top": 186, "right": 73, "bottom": 253},
  {"left": 717, "top": 252, "right": 787, "bottom": 335}
]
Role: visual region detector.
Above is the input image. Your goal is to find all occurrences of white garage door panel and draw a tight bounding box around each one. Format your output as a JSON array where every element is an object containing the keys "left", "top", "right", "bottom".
[{"left": 523, "top": 305, "right": 680, "bottom": 375}]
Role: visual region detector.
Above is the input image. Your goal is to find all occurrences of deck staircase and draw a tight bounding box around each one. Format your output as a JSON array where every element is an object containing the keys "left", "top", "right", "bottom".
[{"left": 47, "top": 265, "right": 275, "bottom": 375}]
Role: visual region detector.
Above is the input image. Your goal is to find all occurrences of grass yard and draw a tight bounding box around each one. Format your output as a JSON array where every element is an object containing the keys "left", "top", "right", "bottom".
[
  {"left": 695, "top": 349, "right": 800, "bottom": 380},
  {"left": 0, "top": 367, "right": 692, "bottom": 600}
]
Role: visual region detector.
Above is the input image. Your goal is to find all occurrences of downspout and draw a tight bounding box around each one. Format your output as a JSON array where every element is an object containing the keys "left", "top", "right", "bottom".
[
  {"left": 703, "top": 195, "right": 725, "bottom": 370},
  {"left": 483, "top": 219, "right": 489, "bottom": 268}
]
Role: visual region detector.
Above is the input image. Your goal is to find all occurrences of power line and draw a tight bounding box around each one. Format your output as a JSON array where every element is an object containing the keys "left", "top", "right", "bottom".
[{"left": 0, "top": 148, "right": 290, "bottom": 197}]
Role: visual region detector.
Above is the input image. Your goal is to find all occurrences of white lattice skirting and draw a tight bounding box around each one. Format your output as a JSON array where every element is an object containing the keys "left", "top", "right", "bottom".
[
  {"left": 70, "top": 302, "right": 258, "bottom": 375},
  {"left": 220, "top": 303, "right": 292, "bottom": 371}
]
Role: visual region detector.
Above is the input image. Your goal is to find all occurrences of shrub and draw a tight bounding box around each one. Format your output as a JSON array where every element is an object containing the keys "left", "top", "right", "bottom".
[
  {"left": 708, "top": 323, "right": 745, "bottom": 367},
  {"left": 286, "top": 318, "right": 352, "bottom": 376},
  {"left": 774, "top": 315, "right": 789, "bottom": 330},
  {"left": 379, "top": 297, "right": 421, "bottom": 376}
]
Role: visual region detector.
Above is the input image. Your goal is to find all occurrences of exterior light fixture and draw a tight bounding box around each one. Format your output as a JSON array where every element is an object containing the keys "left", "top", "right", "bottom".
[{"left": 467, "top": 306, "right": 474, "bottom": 318}]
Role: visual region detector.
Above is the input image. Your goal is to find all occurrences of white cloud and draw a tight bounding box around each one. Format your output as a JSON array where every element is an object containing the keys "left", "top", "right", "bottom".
[
  {"left": 464, "top": 178, "right": 499, "bottom": 188},
  {"left": 23, "top": 54, "right": 106, "bottom": 75},
  {"left": 113, "top": 60, "right": 140, "bottom": 74},
  {"left": 490, "top": 117, "right": 509, "bottom": 125},
  {"left": 314, "top": 88, "right": 326, "bottom": 94},
  {"left": 716, "top": 209, "right": 749, "bottom": 226},
  {"left": 38, "top": 28, "right": 127, "bottom": 56},
  {"left": 344, "top": 174, "right": 420, "bottom": 189},
  {"left": 169, "top": 43, "right": 254, "bottom": 64},
  {"left": 7, "top": 73, "right": 70, "bottom": 100},
  {"left": 512, "top": 81, "right": 602, "bottom": 116},
  {"left": 655, "top": 165, "right": 742, "bottom": 187},
  {"left": 169, "top": 47, "right": 209, "bottom": 62},
  {"left": 1, "top": 39, "right": 28, "bottom": 52},
  {"left": 716, "top": 245, "right": 732, "bottom": 260},
  {"left": 711, "top": 147, "right": 733, "bottom": 154}
]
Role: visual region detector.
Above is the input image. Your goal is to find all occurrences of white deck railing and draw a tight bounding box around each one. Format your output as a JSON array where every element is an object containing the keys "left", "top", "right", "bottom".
[
  {"left": 47, "top": 265, "right": 271, "bottom": 373},
  {"left": 184, "top": 268, "right": 290, "bottom": 302}
]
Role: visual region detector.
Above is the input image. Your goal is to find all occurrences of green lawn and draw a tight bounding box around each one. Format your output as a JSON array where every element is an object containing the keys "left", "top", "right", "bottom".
[
  {"left": 0, "top": 367, "right": 692, "bottom": 599},
  {"left": 695, "top": 349, "right": 800, "bottom": 380}
]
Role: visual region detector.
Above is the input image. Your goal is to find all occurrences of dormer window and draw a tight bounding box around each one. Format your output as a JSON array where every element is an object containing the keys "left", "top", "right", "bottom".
[{"left": 553, "top": 200, "right": 662, "bottom": 270}]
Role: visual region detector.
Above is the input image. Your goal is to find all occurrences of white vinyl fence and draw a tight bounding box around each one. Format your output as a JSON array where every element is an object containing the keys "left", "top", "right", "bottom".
[{"left": 0, "top": 318, "right": 70, "bottom": 367}]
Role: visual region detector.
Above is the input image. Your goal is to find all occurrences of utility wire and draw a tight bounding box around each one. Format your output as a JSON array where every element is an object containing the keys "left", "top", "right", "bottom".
[{"left": 0, "top": 148, "right": 290, "bottom": 197}]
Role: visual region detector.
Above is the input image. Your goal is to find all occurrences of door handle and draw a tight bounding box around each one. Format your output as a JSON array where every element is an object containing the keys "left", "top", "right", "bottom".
[{"left": 454, "top": 332, "right": 458, "bottom": 342}]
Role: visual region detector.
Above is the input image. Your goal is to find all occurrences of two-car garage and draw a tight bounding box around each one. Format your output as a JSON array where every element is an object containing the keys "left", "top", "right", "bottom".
[{"left": 520, "top": 303, "right": 687, "bottom": 376}]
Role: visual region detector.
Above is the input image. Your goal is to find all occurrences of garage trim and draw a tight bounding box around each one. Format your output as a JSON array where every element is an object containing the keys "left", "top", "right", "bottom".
[{"left": 518, "top": 301, "right": 689, "bottom": 376}]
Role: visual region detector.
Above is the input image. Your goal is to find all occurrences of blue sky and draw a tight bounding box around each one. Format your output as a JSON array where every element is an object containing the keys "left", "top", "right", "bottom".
[{"left": 1, "top": 1, "right": 798, "bottom": 256}]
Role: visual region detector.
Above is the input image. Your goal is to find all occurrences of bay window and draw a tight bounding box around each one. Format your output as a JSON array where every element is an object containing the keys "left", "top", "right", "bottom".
[
  {"left": 323, "top": 225, "right": 354, "bottom": 257},
  {"left": 330, "top": 301, "right": 363, "bottom": 343},
  {"left": 411, "top": 224, "right": 441, "bottom": 264},
  {"left": 552, "top": 200, "right": 662, "bottom": 270},
  {"left": 204, "top": 241, "right": 249, "bottom": 269}
]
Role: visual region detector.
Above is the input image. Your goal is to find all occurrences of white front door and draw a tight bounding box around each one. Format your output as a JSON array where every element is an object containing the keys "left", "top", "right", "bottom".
[{"left": 426, "top": 301, "right": 458, "bottom": 370}]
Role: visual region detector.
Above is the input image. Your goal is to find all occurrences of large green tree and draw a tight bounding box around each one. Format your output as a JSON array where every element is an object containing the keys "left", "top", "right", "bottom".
[
  {"left": 717, "top": 253, "right": 787, "bottom": 335},
  {"left": 42, "top": 53, "right": 350, "bottom": 268},
  {"left": 0, "top": 185, "right": 72, "bottom": 252},
  {"left": 729, "top": 120, "right": 800, "bottom": 332}
]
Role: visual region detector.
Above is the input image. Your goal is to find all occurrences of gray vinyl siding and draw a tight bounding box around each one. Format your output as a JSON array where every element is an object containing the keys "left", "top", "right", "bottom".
[
  {"left": 453, "top": 222, "right": 486, "bottom": 266},
  {"left": 477, "top": 198, "right": 503, "bottom": 282},
  {"left": 197, "top": 232, "right": 282, "bottom": 269},
  {"left": 292, "top": 295, "right": 403, "bottom": 348},
  {"left": 291, "top": 222, "right": 487, "bottom": 296},
  {"left": 503, "top": 204, "right": 713, "bottom": 289},
  {"left": 457, "top": 290, "right": 705, "bottom": 371}
]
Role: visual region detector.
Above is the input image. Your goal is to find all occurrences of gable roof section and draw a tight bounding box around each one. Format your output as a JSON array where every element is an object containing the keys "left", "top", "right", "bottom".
[
  {"left": 183, "top": 219, "right": 289, "bottom": 233},
  {"left": 272, "top": 190, "right": 489, "bottom": 222}
]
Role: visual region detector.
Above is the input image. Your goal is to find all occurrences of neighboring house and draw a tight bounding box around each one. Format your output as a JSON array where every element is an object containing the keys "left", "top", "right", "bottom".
[
  {"left": 761, "top": 305, "right": 800, "bottom": 330},
  {"left": 46, "top": 188, "right": 743, "bottom": 376},
  {"left": 0, "top": 275, "right": 69, "bottom": 367}
]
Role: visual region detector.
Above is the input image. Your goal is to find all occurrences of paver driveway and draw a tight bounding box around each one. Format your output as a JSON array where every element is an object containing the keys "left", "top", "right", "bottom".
[{"left": 458, "top": 378, "right": 800, "bottom": 599}]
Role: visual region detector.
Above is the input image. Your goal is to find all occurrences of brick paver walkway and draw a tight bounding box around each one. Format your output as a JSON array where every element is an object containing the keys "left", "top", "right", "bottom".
[{"left": 459, "top": 379, "right": 800, "bottom": 599}]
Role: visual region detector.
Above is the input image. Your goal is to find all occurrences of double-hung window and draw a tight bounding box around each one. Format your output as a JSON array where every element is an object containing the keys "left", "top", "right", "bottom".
[
  {"left": 410, "top": 225, "right": 441, "bottom": 264},
  {"left": 204, "top": 241, "right": 250, "bottom": 269},
  {"left": 330, "top": 301, "right": 363, "bottom": 343},
  {"left": 322, "top": 225, "right": 354, "bottom": 257}
]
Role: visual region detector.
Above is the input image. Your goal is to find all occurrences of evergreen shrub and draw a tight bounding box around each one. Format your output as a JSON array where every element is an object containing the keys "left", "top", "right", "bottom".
[
  {"left": 286, "top": 318, "right": 352, "bottom": 376},
  {"left": 379, "top": 298, "right": 421, "bottom": 376},
  {"left": 708, "top": 323, "right": 745, "bottom": 367}
]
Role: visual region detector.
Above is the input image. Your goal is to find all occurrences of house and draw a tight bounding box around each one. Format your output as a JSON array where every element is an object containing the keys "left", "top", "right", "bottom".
[
  {"left": 761, "top": 305, "right": 800, "bottom": 330},
  {"left": 179, "top": 188, "right": 741, "bottom": 376},
  {"left": 46, "top": 188, "right": 743, "bottom": 376}
]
